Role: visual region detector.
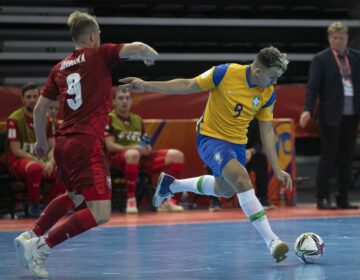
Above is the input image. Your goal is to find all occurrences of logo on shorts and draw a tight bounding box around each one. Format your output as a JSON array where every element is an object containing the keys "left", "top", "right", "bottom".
[
  {"left": 214, "top": 152, "right": 223, "bottom": 165},
  {"left": 106, "top": 176, "right": 112, "bottom": 189}
]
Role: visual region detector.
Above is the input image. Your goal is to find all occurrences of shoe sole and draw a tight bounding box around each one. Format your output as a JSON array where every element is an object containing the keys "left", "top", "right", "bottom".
[
  {"left": 153, "top": 172, "right": 166, "bottom": 208},
  {"left": 126, "top": 210, "right": 139, "bottom": 214},
  {"left": 272, "top": 243, "right": 289, "bottom": 263},
  {"left": 14, "top": 237, "right": 29, "bottom": 268}
]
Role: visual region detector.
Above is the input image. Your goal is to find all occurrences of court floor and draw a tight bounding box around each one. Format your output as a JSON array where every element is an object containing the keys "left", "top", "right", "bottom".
[{"left": 1, "top": 206, "right": 360, "bottom": 280}]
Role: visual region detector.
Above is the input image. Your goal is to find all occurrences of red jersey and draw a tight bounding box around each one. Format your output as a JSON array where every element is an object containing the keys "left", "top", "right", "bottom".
[{"left": 41, "top": 43, "right": 123, "bottom": 139}]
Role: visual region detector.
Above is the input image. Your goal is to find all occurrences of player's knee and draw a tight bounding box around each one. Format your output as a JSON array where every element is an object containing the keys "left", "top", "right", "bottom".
[
  {"left": 67, "top": 192, "right": 84, "bottom": 208},
  {"left": 88, "top": 201, "right": 111, "bottom": 225},
  {"left": 25, "top": 162, "right": 43, "bottom": 175},
  {"left": 217, "top": 188, "right": 235, "bottom": 198},
  {"left": 167, "top": 149, "right": 185, "bottom": 163},
  {"left": 125, "top": 149, "right": 141, "bottom": 163},
  {"left": 94, "top": 209, "right": 111, "bottom": 225},
  {"left": 215, "top": 184, "right": 235, "bottom": 198}
]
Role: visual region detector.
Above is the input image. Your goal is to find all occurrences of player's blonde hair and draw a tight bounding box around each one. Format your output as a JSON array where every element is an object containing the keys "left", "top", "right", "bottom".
[
  {"left": 67, "top": 11, "right": 98, "bottom": 41},
  {"left": 255, "top": 46, "right": 289, "bottom": 72},
  {"left": 327, "top": 21, "right": 348, "bottom": 35}
]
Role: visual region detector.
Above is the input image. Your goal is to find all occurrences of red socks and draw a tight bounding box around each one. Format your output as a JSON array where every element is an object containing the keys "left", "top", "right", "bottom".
[
  {"left": 32, "top": 194, "right": 75, "bottom": 236},
  {"left": 45, "top": 208, "right": 97, "bottom": 248},
  {"left": 125, "top": 164, "right": 139, "bottom": 198},
  {"left": 165, "top": 163, "right": 184, "bottom": 178}
]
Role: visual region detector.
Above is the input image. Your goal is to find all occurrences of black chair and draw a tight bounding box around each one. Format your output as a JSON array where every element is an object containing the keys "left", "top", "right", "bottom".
[
  {"left": 323, "top": 8, "right": 349, "bottom": 19},
  {"left": 110, "top": 168, "right": 156, "bottom": 212},
  {"left": 187, "top": 42, "right": 219, "bottom": 53},
  {"left": 221, "top": 42, "right": 254, "bottom": 53},
  {"left": 153, "top": 41, "right": 185, "bottom": 52},
  {"left": 290, "top": 6, "right": 321, "bottom": 19},
  {"left": 115, "top": 3, "right": 149, "bottom": 17},
  {"left": 185, "top": 4, "right": 218, "bottom": 18},
  {"left": 220, "top": 5, "right": 253, "bottom": 19},
  {"left": 0, "top": 157, "right": 16, "bottom": 219},
  {"left": 0, "top": 130, "right": 28, "bottom": 218},
  {"left": 256, "top": 5, "right": 287, "bottom": 19},
  {"left": 256, "top": 42, "right": 286, "bottom": 52},
  {"left": 289, "top": 42, "right": 321, "bottom": 53},
  {"left": 149, "top": 4, "right": 184, "bottom": 18}
]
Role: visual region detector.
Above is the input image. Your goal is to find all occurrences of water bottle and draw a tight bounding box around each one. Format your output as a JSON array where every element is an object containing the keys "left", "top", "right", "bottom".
[{"left": 140, "top": 134, "right": 151, "bottom": 147}]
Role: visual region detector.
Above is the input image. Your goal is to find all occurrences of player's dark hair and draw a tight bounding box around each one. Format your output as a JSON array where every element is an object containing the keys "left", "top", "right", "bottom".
[
  {"left": 255, "top": 46, "right": 289, "bottom": 72},
  {"left": 22, "top": 82, "right": 39, "bottom": 97}
]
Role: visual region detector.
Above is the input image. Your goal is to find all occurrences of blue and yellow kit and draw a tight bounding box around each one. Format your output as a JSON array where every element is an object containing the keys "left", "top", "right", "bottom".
[{"left": 195, "top": 63, "right": 276, "bottom": 144}]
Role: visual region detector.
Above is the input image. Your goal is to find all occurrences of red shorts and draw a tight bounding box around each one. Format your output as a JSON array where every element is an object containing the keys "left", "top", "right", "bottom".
[
  {"left": 110, "top": 149, "right": 168, "bottom": 173},
  {"left": 55, "top": 134, "right": 111, "bottom": 201}
]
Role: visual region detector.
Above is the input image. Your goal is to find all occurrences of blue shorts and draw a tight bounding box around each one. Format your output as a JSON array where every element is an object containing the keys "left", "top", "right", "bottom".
[{"left": 197, "top": 133, "right": 246, "bottom": 177}]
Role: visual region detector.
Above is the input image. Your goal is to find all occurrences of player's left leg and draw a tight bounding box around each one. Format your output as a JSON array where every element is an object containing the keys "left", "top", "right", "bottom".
[
  {"left": 23, "top": 198, "right": 110, "bottom": 279},
  {"left": 221, "top": 159, "right": 288, "bottom": 263}
]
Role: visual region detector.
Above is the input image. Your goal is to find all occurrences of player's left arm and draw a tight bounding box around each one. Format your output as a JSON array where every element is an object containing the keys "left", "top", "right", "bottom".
[
  {"left": 33, "top": 96, "right": 56, "bottom": 160},
  {"left": 258, "top": 120, "right": 292, "bottom": 190}
]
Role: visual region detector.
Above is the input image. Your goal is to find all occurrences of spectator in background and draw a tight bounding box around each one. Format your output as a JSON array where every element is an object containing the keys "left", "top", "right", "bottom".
[
  {"left": 299, "top": 21, "right": 360, "bottom": 210},
  {"left": 6, "top": 83, "right": 58, "bottom": 217},
  {"left": 246, "top": 119, "right": 274, "bottom": 209},
  {"left": 105, "top": 88, "right": 185, "bottom": 213}
]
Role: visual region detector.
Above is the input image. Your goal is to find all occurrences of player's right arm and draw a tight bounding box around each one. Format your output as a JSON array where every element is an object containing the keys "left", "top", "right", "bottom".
[
  {"left": 118, "top": 66, "right": 216, "bottom": 94},
  {"left": 299, "top": 55, "right": 323, "bottom": 128},
  {"left": 9, "top": 141, "right": 38, "bottom": 161},
  {"left": 119, "top": 42, "right": 159, "bottom": 66},
  {"left": 119, "top": 77, "right": 202, "bottom": 94}
]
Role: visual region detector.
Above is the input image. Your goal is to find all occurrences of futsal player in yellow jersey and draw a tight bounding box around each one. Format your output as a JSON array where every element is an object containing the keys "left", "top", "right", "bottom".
[{"left": 119, "top": 46, "right": 292, "bottom": 263}]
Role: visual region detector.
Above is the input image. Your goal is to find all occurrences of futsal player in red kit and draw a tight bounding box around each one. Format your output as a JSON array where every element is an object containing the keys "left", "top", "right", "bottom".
[{"left": 14, "top": 11, "right": 159, "bottom": 278}]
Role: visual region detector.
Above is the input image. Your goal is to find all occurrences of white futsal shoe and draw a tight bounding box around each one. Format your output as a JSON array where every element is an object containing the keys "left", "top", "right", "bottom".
[
  {"left": 269, "top": 239, "right": 289, "bottom": 263},
  {"left": 14, "top": 230, "right": 36, "bottom": 268},
  {"left": 23, "top": 237, "right": 50, "bottom": 279},
  {"left": 158, "top": 199, "right": 184, "bottom": 212},
  {"left": 153, "top": 172, "right": 175, "bottom": 208},
  {"left": 126, "top": 197, "right": 139, "bottom": 214}
]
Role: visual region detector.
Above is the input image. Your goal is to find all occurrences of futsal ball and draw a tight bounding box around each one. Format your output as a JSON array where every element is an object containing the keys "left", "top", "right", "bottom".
[{"left": 294, "top": 232, "right": 324, "bottom": 263}]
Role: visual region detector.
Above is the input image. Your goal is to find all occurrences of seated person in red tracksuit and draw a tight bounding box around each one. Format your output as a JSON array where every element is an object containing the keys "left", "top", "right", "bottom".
[{"left": 105, "top": 88, "right": 185, "bottom": 213}]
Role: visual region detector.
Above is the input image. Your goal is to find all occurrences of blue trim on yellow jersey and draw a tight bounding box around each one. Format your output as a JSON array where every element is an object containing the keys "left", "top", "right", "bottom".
[
  {"left": 212, "top": 63, "right": 230, "bottom": 86},
  {"left": 246, "top": 66, "right": 256, "bottom": 88},
  {"left": 262, "top": 91, "right": 276, "bottom": 108},
  {"left": 197, "top": 115, "right": 204, "bottom": 133}
]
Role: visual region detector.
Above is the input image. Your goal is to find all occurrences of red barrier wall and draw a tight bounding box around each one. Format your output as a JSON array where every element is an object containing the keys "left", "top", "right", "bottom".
[{"left": 0, "top": 85, "right": 318, "bottom": 138}]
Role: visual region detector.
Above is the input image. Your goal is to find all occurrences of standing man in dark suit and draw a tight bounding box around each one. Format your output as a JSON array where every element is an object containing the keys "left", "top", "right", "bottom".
[{"left": 300, "top": 21, "right": 360, "bottom": 210}]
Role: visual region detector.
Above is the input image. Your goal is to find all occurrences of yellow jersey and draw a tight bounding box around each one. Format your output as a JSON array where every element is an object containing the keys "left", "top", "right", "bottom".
[{"left": 195, "top": 63, "right": 275, "bottom": 144}]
